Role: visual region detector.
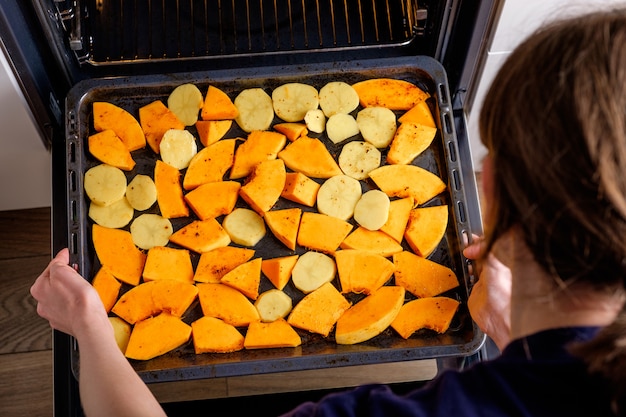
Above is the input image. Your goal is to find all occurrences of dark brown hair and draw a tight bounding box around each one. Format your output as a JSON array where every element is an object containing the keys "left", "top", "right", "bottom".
[{"left": 478, "top": 9, "right": 626, "bottom": 415}]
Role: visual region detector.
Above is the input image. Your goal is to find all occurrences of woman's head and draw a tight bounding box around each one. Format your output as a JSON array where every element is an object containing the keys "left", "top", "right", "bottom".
[{"left": 479, "top": 9, "right": 626, "bottom": 291}]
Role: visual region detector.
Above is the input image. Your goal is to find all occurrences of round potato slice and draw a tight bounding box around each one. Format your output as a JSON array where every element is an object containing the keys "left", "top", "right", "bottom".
[
  {"left": 159, "top": 129, "right": 198, "bottom": 170},
  {"left": 338, "top": 141, "right": 381, "bottom": 180},
  {"left": 167, "top": 83, "right": 204, "bottom": 126},
  {"left": 353, "top": 190, "right": 390, "bottom": 231},
  {"left": 89, "top": 197, "right": 134, "bottom": 229},
  {"left": 254, "top": 289, "right": 293, "bottom": 322},
  {"left": 222, "top": 208, "right": 266, "bottom": 247},
  {"left": 126, "top": 174, "right": 157, "bottom": 211},
  {"left": 356, "top": 107, "right": 397, "bottom": 148},
  {"left": 234, "top": 88, "right": 275, "bottom": 132},
  {"left": 130, "top": 213, "right": 173, "bottom": 250},
  {"left": 316, "top": 174, "right": 362, "bottom": 221},
  {"left": 84, "top": 164, "right": 127, "bottom": 207},
  {"left": 304, "top": 108, "right": 326, "bottom": 134},
  {"left": 291, "top": 251, "right": 336, "bottom": 294},
  {"left": 326, "top": 113, "right": 360, "bottom": 144},
  {"left": 272, "top": 83, "right": 319, "bottom": 123},
  {"left": 319, "top": 81, "right": 360, "bottom": 117}
]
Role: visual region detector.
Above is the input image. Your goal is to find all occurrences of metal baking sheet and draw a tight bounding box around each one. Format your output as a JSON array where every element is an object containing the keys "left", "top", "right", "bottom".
[{"left": 65, "top": 55, "right": 484, "bottom": 383}]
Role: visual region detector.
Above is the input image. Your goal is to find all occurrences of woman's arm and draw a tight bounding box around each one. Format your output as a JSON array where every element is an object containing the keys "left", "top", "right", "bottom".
[{"left": 30, "top": 249, "right": 167, "bottom": 417}]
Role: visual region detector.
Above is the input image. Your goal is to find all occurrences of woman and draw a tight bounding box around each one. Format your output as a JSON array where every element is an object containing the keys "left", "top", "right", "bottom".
[{"left": 31, "top": 9, "right": 626, "bottom": 417}]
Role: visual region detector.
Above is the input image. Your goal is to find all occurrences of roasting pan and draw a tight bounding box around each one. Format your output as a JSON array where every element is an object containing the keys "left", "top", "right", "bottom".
[{"left": 65, "top": 54, "right": 484, "bottom": 383}]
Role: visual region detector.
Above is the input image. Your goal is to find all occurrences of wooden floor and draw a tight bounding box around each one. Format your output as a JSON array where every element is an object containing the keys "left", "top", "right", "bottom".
[{"left": 0, "top": 207, "right": 440, "bottom": 416}]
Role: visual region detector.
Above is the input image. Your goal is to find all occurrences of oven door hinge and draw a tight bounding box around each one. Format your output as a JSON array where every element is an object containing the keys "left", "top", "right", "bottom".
[{"left": 52, "top": 0, "right": 90, "bottom": 64}]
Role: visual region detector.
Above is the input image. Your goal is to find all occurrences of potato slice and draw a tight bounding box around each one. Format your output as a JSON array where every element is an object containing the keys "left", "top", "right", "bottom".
[
  {"left": 368, "top": 164, "right": 446, "bottom": 205},
  {"left": 125, "top": 174, "right": 157, "bottom": 211},
  {"left": 109, "top": 317, "right": 131, "bottom": 353},
  {"left": 352, "top": 78, "right": 429, "bottom": 110},
  {"left": 353, "top": 190, "right": 390, "bottom": 231},
  {"left": 244, "top": 318, "right": 302, "bottom": 349},
  {"left": 220, "top": 257, "right": 262, "bottom": 300},
  {"left": 222, "top": 208, "right": 266, "bottom": 247},
  {"left": 130, "top": 213, "right": 173, "bottom": 250},
  {"left": 338, "top": 141, "right": 381, "bottom": 180},
  {"left": 272, "top": 83, "right": 319, "bottom": 123},
  {"left": 167, "top": 83, "right": 204, "bottom": 126},
  {"left": 287, "top": 282, "right": 350, "bottom": 337},
  {"left": 304, "top": 109, "right": 326, "bottom": 133},
  {"left": 393, "top": 250, "right": 459, "bottom": 298},
  {"left": 291, "top": 251, "right": 336, "bottom": 294},
  {"left": 88, "top": 130, "right": 135, "bottom": 171},
  {"left": 254, "top": 289, "right": 293, "bottom": 322},
  {"left": 84, "top": 164, "right": 127, "bottom": 207},
  {"left": 326, "top": 113, "right": 360, "bottom": 144},
  {"left": 386, "top": 123, "right": 437, "bottom": 165},
  {"left": 319, "top": 81, "right": 360, "bottom": 117},
  {"left": 234, "top": 88, "right": 274, "bottom": 132},
  {"left": 316, "top": 174, "right": 362, "bottom": 221},
  {"left": 356, "top": 107, "right": 397, "bottom": 148},
  {"left": 335, "top": 286, "right": 405, "bottom": 345},
  {"left": 159, "top": 129, "right": 198, "bottom": 170},
  {"left": 88, "top": 197, "right": 134, "bottom": 229}
]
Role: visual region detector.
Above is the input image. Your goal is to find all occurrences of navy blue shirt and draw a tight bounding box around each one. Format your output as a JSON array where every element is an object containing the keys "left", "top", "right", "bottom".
[{"left": 282, "top": 327, "right": 613, "bottom": 417}]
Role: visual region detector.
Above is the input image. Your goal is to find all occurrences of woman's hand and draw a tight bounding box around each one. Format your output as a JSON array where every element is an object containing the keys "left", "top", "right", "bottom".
[{"left": 463, "top": 237, "right": 512, "bottom": 351}]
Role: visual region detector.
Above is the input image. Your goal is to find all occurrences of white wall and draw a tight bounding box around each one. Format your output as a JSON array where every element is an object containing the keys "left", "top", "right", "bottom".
[
  {"left": 467, "top": 0, "right": 626, "bottom": 170},
  {"left": 0, "top": 47, "right": 51, "bottom": 211}
]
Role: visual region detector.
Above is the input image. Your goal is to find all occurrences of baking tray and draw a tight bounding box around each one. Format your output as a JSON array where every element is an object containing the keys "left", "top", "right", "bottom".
[{"left": 65, "top": 55, "right": 484, "bottom": 383}]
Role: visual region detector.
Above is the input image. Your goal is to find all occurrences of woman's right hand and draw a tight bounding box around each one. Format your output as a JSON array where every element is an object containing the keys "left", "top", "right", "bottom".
[{"left": 463, "top": 237, "right": 512, "bottom": 351}]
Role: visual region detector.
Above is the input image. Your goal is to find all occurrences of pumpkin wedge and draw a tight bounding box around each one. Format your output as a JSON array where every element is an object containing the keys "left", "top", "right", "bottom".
[
  {"left": 169, "top": 219, "right": 231, "bottom": 253},
  {"left": 139, "top": 100, "right": 185, "bottom": 153},
  {"left": 261, "top": 255, "right": 299, "bottom": 290},
  {"left": 154, "top": 160, "right": 189, "bottom": 219},
  {"left": 281, "top": 172, "right": 321, "bottom": 207},
  {"left": 335, "top": 285, "right": 405, "bottom": 345},
  {"left": 404, "top": 205, "right": 449, "bottom": 257},
  {"left": 352, "top": 78, "right": 429, "bottom": 111},
  {"left": 398, "top": 100, "right": 436, "bottom": 128},
  {"left": 92, "top": 224, "right": 146, "bottom": 286},
  {"left": 393, "top": 250, "right": 459, "bottom": 298},
  {"left": 264, "top": 208, "right": 302, "bottom": 251},
  {"left": 88, "top": 130, "right": 136, "bottom": 171},
  {"left": 240, "top": 159, "right": 287, "bottom": 214},
  {"left": 379, "top": 197, "right": 414, "bottom": 243},
  {"left": 335, "top": 249, "right": 395, "bottom": 295},
  {"left": 125, "top": 313, "right": 192, "bottom": 360},
  {"left": 142, "top": 246, "right": 194, "bottom": 283},
  {"left": 197, "top": 283, "right": 260, "bottom": 326},
  {"left": 93, "top": 101, "right": 146, "bottom": 151},
  {"left": 244, "top": 318, "right": 302, "bottom": 349},
  {"left": 391, "top": 297, "right": 460, "bottom": 338},
  {"left": 195, "top": 119, "right": 233, "bottom": 147},
  {"left": 192, "top": 316, "right": 244, "bottom": 353},
  {"left": 278, "top": 136, "right": 342, "bottom": 178},
  {"left": 230, "top": 130, "right": 287, "bottom": 179},
  {"left": 183, "top": 138, "right": 236, "bottom": 190},
  {"left": 184, "top": 181, "right": 241, "bottom": 220},
  {"left": 201, "top": 85, "right": 239, "bottom": 120},
  {"left": 220, "top": 257, "right": 262, "bottom": 300},
  {"left": 386, "top": 123, "right": 437, "bottom": 165},
  {"left": 194, "top": 246, "right": 255, "bottom": 283},
  {"left": 273, "top": 122, "right": 308, "bottom": 141},
  {"left": 287, "top": 282, "right": 351, "bottom": 337},
  {"left": 111, "top": 279, "right": 199, "bottom": 324},
  {"left": 340, "top": 227, "right": 403, "bottom": 257},
  {"left": 92, "top": 267, "right": 121, "bottom": 313},
  {"left": 369, "top": 164, "right": 446, "bottom": 206},
  {"left": 296, "top": 212, "right": 353, "bottom": 254}
]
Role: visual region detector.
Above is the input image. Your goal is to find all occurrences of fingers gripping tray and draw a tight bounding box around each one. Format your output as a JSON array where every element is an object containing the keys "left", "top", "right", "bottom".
[{"left": 65, "top": 56, "right": 484, "bottom": 383}]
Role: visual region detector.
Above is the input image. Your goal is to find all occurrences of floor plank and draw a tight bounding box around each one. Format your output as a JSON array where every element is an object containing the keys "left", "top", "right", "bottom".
[
  {"left": 0, "top": 350, "right": 53, "bottom": 417},
  {"left": 0, "top": 207, "right": 51, "bottom": 260}
]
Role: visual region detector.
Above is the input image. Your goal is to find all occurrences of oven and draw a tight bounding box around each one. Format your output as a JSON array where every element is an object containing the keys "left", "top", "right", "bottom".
[{"left": 0, "top": 1, "right": 502, "bottom": 415}]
